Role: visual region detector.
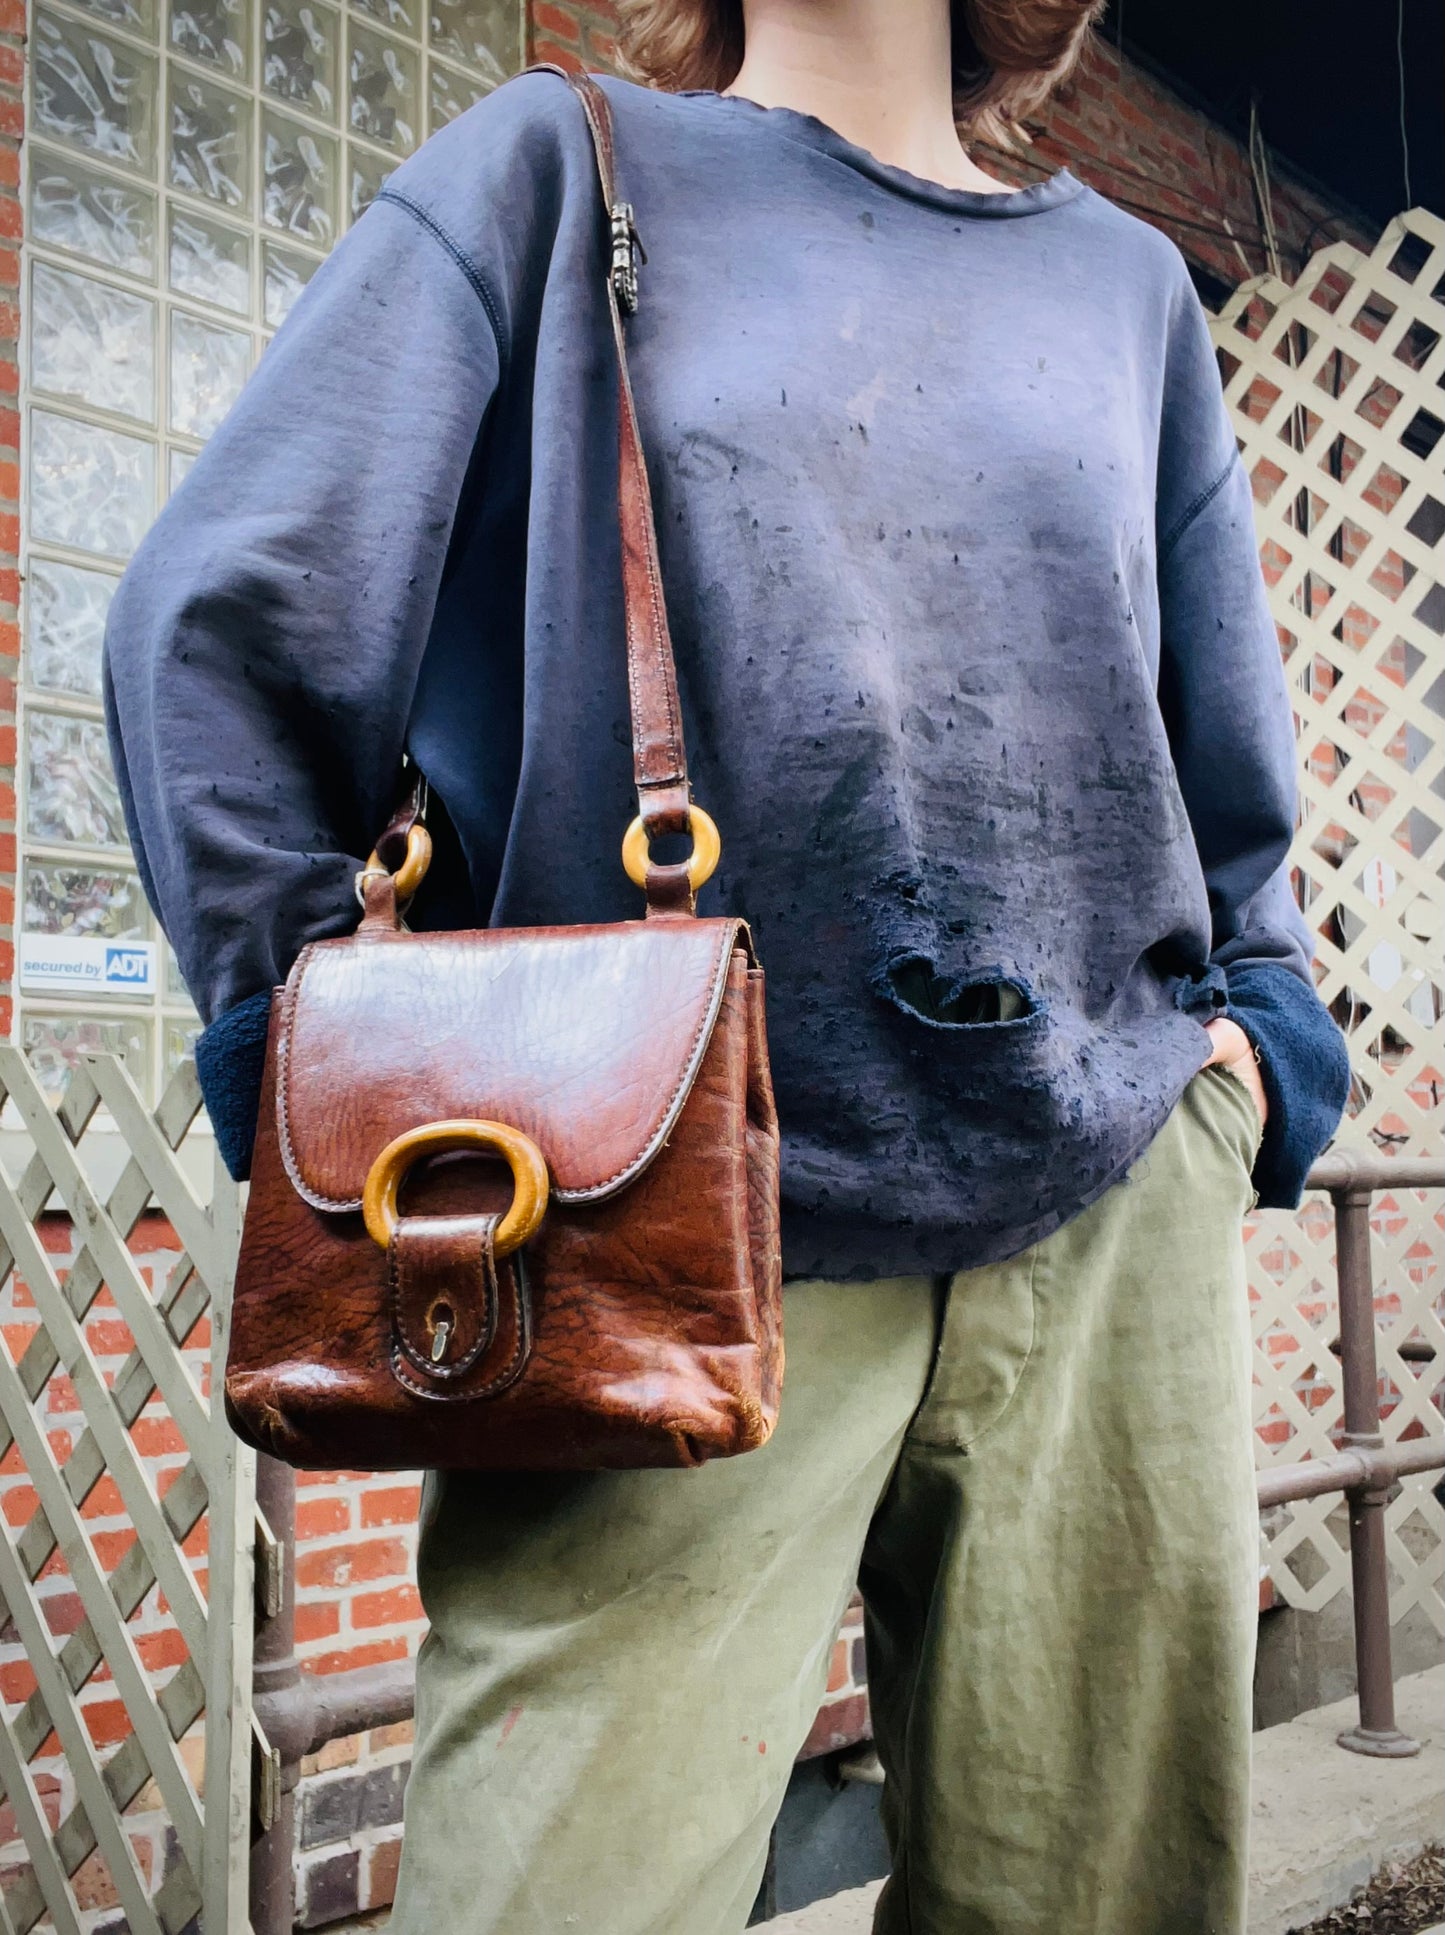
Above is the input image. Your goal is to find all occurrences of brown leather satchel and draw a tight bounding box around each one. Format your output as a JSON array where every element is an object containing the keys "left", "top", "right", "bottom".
[{"left": 224, "top": 68, "right": 783, "bottom": 1472}]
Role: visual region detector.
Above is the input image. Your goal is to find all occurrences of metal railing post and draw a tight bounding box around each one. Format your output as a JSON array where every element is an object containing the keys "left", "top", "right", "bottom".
[
  {"left": 1330, "top": 1184, "right": 1420, "bottom": 1759},
  {"left": 250, "top": 1452, "right": 304, "bottom": 1930}
]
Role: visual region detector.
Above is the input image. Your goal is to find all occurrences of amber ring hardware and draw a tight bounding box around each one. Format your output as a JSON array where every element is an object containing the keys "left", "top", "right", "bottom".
[
  {"left": 361, "top": 1119, "right": 551, "bottom": 1257},
  {"left": 621, "top": 804, "right": 721, "bottom": 892},
  {"left": 355, "top": 823, "right": 433, "bottom": 908}
]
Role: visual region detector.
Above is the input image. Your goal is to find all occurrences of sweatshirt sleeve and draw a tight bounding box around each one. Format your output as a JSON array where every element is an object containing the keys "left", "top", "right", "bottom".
[
  {"left": 1154, "top": 272, "right": 1351, "bottom": 1209},
  {"left": 102, "top": 191, "right": 502, "bottom": 1175}
]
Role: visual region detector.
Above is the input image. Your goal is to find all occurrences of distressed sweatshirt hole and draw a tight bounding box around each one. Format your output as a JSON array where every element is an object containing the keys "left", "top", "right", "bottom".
[{"left": 880, "top": 956, "right": 1039, "bottom": 1030}]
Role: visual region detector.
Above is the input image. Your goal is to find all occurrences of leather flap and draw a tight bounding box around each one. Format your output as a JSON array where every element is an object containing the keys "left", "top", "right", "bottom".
[{"left": 276, "top": 917, "right": 744, "bottom": 1211}]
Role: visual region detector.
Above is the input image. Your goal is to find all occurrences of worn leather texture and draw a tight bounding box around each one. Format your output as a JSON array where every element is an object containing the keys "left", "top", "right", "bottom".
[
  {"left": 223, "top": 69, "right": 784, "bottom": 1471},
  {"left": 277, "top": 919, "right": 741, "bottom": 1207},
  {"left": 227, "top": 932, "right": 782, "bottom": 1469}
]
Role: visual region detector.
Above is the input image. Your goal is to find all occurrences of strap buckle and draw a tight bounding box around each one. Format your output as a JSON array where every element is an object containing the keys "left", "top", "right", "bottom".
[{"left": 610, "top": 201, "right": 645, "bottom": 314}]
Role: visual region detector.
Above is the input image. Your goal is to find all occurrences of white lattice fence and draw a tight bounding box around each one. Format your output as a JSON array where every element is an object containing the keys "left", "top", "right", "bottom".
[
  {"left": 0, "top": 1052, "right": 254, "bottom": 1933},
  {"left": 1210, "top": 208, "right": 1445, "bottom": 1634}
]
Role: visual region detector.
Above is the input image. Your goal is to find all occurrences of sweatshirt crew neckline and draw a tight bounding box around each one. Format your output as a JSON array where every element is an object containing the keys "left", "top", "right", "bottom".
[{"left": 675, "top": 87, "right": 1086, "bottom": 218}]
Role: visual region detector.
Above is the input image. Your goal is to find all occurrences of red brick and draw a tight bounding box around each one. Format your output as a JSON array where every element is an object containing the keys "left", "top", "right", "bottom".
[
  {"left": 366, "top": 1834, "right": 403, "bottom": 1909},
  {"left": 136, "top": 1626, "right": 191, "bottom": 1672},
  {"left": 304, "top": 1637, "right": 409, "bottom": 1677},
  {"left": 129, "top": 1212, "right": 184, "bottom": 1250},
  {"left": 799, "top": 1691, "right": 870, "bottom": 1761},
  {"left": 93, "top": 1528, "right": 138, "bottom": 1568},
  {"left": 825, "top": 1638, "right": 849, "bottom": 1693},
  {"left": 294, "top": 1600, "right": 342, "bottom": 1644},
  {"left": 83, "top": 1319, "right": 135, "bottom": 1358},
  {"left": 351, "top": 1583, "right": 423, "bottom": 1628},
  {"left": 81, "top": 1697, "right": 133, "bottom": 1748},
  {"left": 130, "top": 1415, "right": 187, "bottom": 1457},
  {"left": 37, "top": 1217, "right": 76, "bottom": 1255},
  {"left": 0, "top": 1481, "right": 36, "bottom": 1525},
  {"left": 71, "top": 1848, "right": 120, "bottom": 1911},
  {"left": 45, "top": 1372, "right": 80, "bottom": 1416},
  {"left": 532, "top": 1, "right": 580, "bottom": 43},
  {"left": 530, "top": 38, "right": 582, "bottom": 70},
  {"left": 80, "top": 1474, "right": 126, "bottom": 1519},
  {"left": 359, "top": 1483, "right": 421, "bottom": 1527},
  {"left": 296, "top": 1493, "right": 352, "bottom": 1539},
  {"left": 0, "top": 1660, "right": 36, "bottom": 1703},
  {"left": 295, "top": 1536, "right": 410, "bottom": 1591}
]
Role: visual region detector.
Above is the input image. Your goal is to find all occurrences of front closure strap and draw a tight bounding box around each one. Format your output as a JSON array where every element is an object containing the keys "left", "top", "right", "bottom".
[
  {"left": 390, "top": 1212, "right": 500, "bottom": 1381},
  {"left": 388, "top": 1212, "right": 534, "bottom": 1400},
  {"left": 530, "top": 64, "right": 707, "bottom": 913}
]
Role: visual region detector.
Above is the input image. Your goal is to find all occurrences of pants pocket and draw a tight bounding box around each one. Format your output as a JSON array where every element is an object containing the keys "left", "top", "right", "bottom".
[
  {"left": 905, "top": 1247, "right": 1039, "bottom": 1453},
  {"left": 1192, "top": 1062, "right": 1265, "bottom": 1207}
]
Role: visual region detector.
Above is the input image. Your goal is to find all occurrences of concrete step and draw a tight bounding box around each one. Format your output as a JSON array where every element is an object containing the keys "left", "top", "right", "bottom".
[{"left": 759, "top": 1665, "right": 1443, "bottom": 1934}]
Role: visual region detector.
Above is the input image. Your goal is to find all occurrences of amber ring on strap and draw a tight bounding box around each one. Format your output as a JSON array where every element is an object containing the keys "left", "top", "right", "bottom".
[
  {"left": 621, "top": 804, "right": 721, "bottom": 892},
  {"left": 355, "top": 822, "right": 433, "bottom": 908},
  {"left": 361, "top": 1119, "right": 550, "bottom": 1257}
]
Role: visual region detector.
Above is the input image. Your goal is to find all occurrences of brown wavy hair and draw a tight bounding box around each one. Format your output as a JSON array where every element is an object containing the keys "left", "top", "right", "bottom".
[{"left": 616, "top": 0, "right": 1106, "bottom": 140}]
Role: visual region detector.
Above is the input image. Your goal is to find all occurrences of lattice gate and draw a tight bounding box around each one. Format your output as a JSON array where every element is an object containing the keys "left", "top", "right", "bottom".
[
  {"left": 1209, "top": 208, "right": 1445, "bottom": 1635},
  {"left": 0, "top": 1050, "right": 254, "bottom": 1933}
]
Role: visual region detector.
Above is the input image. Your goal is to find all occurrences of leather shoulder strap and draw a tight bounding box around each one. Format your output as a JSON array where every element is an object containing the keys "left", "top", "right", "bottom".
[{"left": 529, "top": 64, "right": 698, "bottom": 905}]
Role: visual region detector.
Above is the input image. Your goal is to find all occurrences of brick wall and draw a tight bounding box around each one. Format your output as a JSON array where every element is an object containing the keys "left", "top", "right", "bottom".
[
  {"left": 0, "top": 7, "right": 1378, "bottom": 1929},
  {"left": 983, "top": 39, "right": 1371, "bottom": 288}
]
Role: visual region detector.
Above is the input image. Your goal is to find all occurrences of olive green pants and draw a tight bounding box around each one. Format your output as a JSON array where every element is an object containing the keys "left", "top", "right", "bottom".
[{"left": 389, "top": 1064, "right": 1263, "bottom": 1935}]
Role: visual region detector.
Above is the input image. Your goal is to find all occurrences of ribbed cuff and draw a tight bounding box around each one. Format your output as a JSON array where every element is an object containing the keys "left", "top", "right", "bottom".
[
  {"left": 195, "top": 989, "right": 273, "bottom": 1181},
  {"left": 1222, "top": 964, "right": 1351, "bottom": 1209}
]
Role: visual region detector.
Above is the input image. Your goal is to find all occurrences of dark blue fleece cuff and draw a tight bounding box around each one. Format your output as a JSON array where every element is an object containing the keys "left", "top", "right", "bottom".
[
  {"left": 195, "top": 989, "right": 274, "bottom": 1181},
  {"left": 1223, "top": 964, "right": 1351, "bottom": 1210}
]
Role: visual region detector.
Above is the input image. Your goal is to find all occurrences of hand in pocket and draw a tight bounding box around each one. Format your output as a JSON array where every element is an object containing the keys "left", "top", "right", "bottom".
[{"left": 1202, "top": 1016, "right": 1267, "bottom": 1130}]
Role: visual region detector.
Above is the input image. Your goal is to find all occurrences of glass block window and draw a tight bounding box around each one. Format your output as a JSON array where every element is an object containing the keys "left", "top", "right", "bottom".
[{"left": 21, "top": 0, "right": 522, "bottom": 1098}]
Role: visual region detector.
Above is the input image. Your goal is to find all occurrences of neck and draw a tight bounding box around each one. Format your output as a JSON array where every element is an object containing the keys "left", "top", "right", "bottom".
[{"left": 726, "top": 0, "right": 1005, "bottom": 192}]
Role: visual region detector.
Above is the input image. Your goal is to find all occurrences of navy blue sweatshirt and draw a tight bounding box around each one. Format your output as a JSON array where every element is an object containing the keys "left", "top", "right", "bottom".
[{"left": 102, "top": 72, "right": 1350, "bottom": 1280}]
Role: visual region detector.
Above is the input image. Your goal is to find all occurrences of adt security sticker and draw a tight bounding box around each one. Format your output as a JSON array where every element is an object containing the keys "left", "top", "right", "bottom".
[{"left": 19, "top": 934, "right": 158, "bottom": 995}]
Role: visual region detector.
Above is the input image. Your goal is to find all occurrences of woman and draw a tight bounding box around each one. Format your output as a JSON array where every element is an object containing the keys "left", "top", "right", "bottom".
[{"left": 103, "top": 0, "right": 1351, "bottom": 1928}]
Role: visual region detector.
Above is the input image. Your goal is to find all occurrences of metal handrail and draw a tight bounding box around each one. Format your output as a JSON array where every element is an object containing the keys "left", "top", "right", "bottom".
[
  {"left": 246, "top": 1152, "right": 1445, "bottom": 1928},
  {"left": 1256, "top": 1153, "right": 1444, "bottom": 1761}
]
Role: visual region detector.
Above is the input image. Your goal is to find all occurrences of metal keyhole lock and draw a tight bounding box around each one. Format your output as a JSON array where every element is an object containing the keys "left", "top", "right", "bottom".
[{"left": 428, "top": 1300, "right": 455, "bottom": 1364}]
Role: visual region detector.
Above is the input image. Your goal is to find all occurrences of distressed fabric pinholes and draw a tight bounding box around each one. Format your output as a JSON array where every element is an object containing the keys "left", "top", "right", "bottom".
[{"left": 906, "top": 1246, "right": 1039, "bottom": 1453}]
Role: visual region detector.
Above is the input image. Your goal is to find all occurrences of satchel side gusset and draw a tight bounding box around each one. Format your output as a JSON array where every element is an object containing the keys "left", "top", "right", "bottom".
[{"left": 274, "top": 915, "right": 753, "bottom": 1212}]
